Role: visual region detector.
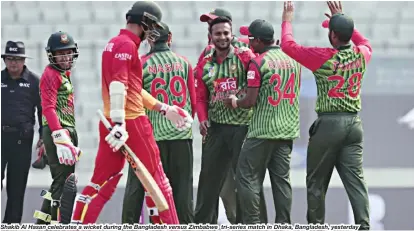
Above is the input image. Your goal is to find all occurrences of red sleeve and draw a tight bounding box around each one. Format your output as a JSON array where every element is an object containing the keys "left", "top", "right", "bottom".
[
  {"left": 237, "top": 48, "right": 256, "bottom": 70},
  {"left": 40, "top": 68, "right": 63, "bottom": 132},
  {"left": 321, "top": 19, "right": 373, "bottom": 65},
  {"left": 187, "top": 64, "right": 197, "bottom": 118},
  {"left": 351, "top": 29, "right": 373, "bottom": 65},
  {"left": 110, "top": 41, "right": 136, "bottom": 86},
  {"left": 281, "top": 21, "right": 337, "bottom": 72},
  {"left": 197, "top": 46, "right": 211, "bottom": 66},
  {"left": 247, "top": 61, "right": 262, "bottom": 88},
  {"left": 195, "top": 60, "right": 209, "bottom": 122}
]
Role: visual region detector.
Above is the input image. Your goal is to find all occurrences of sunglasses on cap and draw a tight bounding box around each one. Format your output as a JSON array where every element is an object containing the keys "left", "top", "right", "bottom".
[{"left": 4, "top": 57, "right": 25, "bottom": 62}]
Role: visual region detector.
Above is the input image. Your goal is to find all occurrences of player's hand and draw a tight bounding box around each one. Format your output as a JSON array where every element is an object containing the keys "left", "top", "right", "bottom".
[
  {"left": 223, "top": 95, "right": 238, "bottom": 109},
  {"left": 105, "top": 123, "right": 129, "bottom": 152},
  {"left": 161, "top": 104, "right": 193, "bottom": 131},
  {"left": 326, "top": 1, "right": 343, "bottom": 18},
  {"left": 199, "top": 120, "right": 210, "bottom": 136},
  {"left": 52, "top": 129, "right": 82, "bottom": 166},
  {"left": 282, "top": 1, "right": 295, "bottom": 22}
]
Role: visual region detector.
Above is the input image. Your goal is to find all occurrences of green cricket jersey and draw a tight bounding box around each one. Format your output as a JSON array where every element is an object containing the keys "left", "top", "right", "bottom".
[
  {"left": 247, "top": 46, "right": 302, "bottom": 140},
  {"left": 313, "top": 44, "right": 367, "bottom": 113},
  {"left": 197, "top": 46, "right": 255, "bottom": 125},
  {"left": 40, "top": 66, "right": 75, "bottom": 128},
  {"left": 141, "top": 43, "right": 193, "bottom": 141}
]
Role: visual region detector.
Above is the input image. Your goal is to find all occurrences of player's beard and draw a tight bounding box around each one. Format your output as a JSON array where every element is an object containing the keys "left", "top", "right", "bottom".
[
  {"left": 213, "top": 37, "right": 231, "bottom": 51},
  {"left": 328, "top": 30, "right": 334, "bottom": 47}
]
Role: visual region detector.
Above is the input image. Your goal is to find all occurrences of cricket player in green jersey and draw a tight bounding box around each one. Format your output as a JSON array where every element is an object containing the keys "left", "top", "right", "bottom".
[
  {"left": 197, "top": 8, "right": 268, "bottom": 224},
  {"left": 281, "top": 2, "right": 372, "bottom": 229},
  {"left": 195, "top": 17, "right": 268, "bottom": 224},
  {"left": 224, "top": 19, "right": 301, "bottom": 224},
  {"left": 35, "top": 31, "right": 81, "bottom": 224},
  {"left": 122, "top": 22, "right": 197, "bottom": 224}
]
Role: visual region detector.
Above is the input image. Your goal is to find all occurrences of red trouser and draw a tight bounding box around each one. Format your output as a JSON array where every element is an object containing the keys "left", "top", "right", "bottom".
[{"left": 71, "top": 116, "right": 179, "bottom": 224}]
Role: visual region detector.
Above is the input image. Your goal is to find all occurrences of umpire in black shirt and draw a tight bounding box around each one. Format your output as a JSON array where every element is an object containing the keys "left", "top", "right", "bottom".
[{"left": 1, "top": 41, "right": 43, "bottom": 223}]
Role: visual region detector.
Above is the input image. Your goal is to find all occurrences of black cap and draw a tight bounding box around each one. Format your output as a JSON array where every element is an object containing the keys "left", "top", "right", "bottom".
[
  {"left": 1, "top": 41, "right": 31, "bottom": 58},
  {"left": 240, "top": 19, "right": 274, "bottom": 41},
  {"left": 155, "top": 22, "right": 171, "bottom": 42},
  {"left": 200, "top": 8, "right": 232, "bottom": 22},
  {"left": 329, "top": 13, "right": 354, "bottom": 38}
]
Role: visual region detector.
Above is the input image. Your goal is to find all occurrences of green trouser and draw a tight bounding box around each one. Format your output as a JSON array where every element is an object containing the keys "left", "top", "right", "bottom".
[
  {"left": 237, "top": 138, "right": 293, "bottom": 224},
  {"left": 306, "top": 113, "right": 370, "bottom": 230},
  {"left": 195, "top": 122, "right": 267, "bottom": 224},
  {"left": 36, "top": 126, "right": 78, "bottom": 224},
  {"left": 122, "top": 139, "right": 194, "bottom": 224}
]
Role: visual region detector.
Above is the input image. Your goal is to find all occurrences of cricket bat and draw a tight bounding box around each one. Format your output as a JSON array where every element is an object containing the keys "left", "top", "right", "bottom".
[{"left": 97, "top": 110, "right": 169, "bottom": 212}]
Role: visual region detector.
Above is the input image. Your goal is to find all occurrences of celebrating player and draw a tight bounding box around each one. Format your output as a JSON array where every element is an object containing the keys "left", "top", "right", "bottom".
[
  {"left": 197, "top": 9, "right": 268, "bottom": 225},
  {"left": 197, "top": 8, "right": 250, "bottom": 65},
  {"left": 122, "top": 22, "right": 196, "bottom": 224},
  {"left": 34, "top": 31, "right": 81, "bottom": 224},
  {"left": 195, "top": 16, "right": 258, "bottom": 224},
  {"left": 71, "top": 1, "right": 192, "bottom": 224},
  {"left": 281, "top": 1, "right": 372, "bottom": 229},
  {"left": 224, "top": 19, "right": 301, "bottom": 224}
]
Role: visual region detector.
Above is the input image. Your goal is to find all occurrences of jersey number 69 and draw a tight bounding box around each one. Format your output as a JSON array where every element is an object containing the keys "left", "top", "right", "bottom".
[{"left": 150, "top": 76, "right": 187, "bottom": 108}]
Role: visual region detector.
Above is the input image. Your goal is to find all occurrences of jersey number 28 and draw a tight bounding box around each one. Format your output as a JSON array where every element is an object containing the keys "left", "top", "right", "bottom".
[
  {"left": 150, "top": 76, "right": 187, "bottom": 108},
  {"left": 268, "top": 73, "right": 298, "bottom": 106},
  {"left": 327, "top": 73, "right": 362, "bottom": 98}
]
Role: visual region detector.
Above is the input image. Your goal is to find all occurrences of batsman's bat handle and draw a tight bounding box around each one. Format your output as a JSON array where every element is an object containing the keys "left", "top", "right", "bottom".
[{"left": 97, "top": 110, "right": 113, "bottom": 131}]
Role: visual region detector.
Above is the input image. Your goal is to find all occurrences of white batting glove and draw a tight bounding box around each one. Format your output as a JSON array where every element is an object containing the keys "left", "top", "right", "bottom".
[
  {"left": 160, "top": 104, "right": 193, "bottom": 131},
  {"left": 105, "top": 123, "right": 129, "bottom": 152},
  {"left": 52, "top": 129, "right": 82, "bottom": 166}
]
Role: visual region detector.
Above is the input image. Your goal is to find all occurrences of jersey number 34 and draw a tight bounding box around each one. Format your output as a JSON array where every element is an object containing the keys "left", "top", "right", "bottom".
[
  {"left": 268, "top": 73, "right": 298, "bottom": 106},
  {"left": 151, "top": 76, "right": 187, "bottom": 108}
]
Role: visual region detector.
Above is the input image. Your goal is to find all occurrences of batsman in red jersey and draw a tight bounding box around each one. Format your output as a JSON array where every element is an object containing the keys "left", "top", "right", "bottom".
[{"left": 71, "top": 1, "right": 192, "bottom": 224}]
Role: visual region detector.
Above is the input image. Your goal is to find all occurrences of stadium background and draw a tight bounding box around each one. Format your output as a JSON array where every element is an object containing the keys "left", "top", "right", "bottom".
[{"left": 1, "top": 1, "right": 414, "bottom": 229}]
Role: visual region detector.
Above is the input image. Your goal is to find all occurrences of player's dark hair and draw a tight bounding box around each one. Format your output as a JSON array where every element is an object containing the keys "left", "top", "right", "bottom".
[
  {"left": 332, "top": 30, "right": 352, "bottom": 43},
  {"left": 209, "top": 17, "right": 232, "bottom": 34},
  {"left": 261, "top": 39, "right": 275, "bottom": 46}
]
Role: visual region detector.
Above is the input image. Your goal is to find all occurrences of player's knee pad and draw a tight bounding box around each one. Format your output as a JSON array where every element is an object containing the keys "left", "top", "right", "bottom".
[
  {"left": 71, "top": 173, "right": 122, "bottom": 224},
  {"left": 145, "top": 192, "right": 161, "bottom": 224},
  {"left": 33, "top": 190, "right": 60, "bottom": 224},
  {"left": 153, "top": 162, "right": 172, "bottom": 195},
  {"left": 60, "top": 173, "right": 78, "bottom": 224},
  {"left": 152, "top": 162, "right": 179, "bottom": 224}
]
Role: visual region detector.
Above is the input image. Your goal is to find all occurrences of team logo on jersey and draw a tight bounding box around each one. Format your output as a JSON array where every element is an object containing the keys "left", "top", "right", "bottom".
[
  {"left": 208, "top": 66, "right": 215, "bottom": 77},
  {"left": 230, "top": 64, "right": 237, "bottom": 74},
  {"left": 60, "top": 34, "right": 69, "bottom": 44}
]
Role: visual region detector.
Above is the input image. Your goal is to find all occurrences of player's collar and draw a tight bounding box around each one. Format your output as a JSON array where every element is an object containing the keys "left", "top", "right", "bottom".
[
  {"left": 148, "top": 43, "right": 170, "bottom": 55},
  {"left": 257, "top": 45, "right": 280, "bottom": 54},
  {"left": 212, "top": 45, "right": 235, "bottom": 62},
  {"left": 336, "top": 44, "right": 352, "bottom": 50},
  {"left": 119, "top": 29, "right": 141, "bottom": 46}
]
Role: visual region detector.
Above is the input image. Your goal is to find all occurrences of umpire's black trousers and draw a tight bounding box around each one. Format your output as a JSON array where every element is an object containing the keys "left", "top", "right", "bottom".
[{"left": 1, "top": 128, "right": 34, "bottom": 223}]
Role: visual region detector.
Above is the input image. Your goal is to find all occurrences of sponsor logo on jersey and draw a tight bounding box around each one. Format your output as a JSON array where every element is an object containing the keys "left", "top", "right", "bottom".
[
  {"left": 104, "top": 43, "right": 114, "bottom": 52},
  {"left": 208, "top": 66, "right": 215, "bottom": 77},
  {"left": 247, "top": 71, "right": 255, "bottom": 80},
  {"left": 115, "top": 53, "right": 132, "bottom": 61},
  {"left": 213, "top": 78, "right": 237, "bottom": 92}
]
